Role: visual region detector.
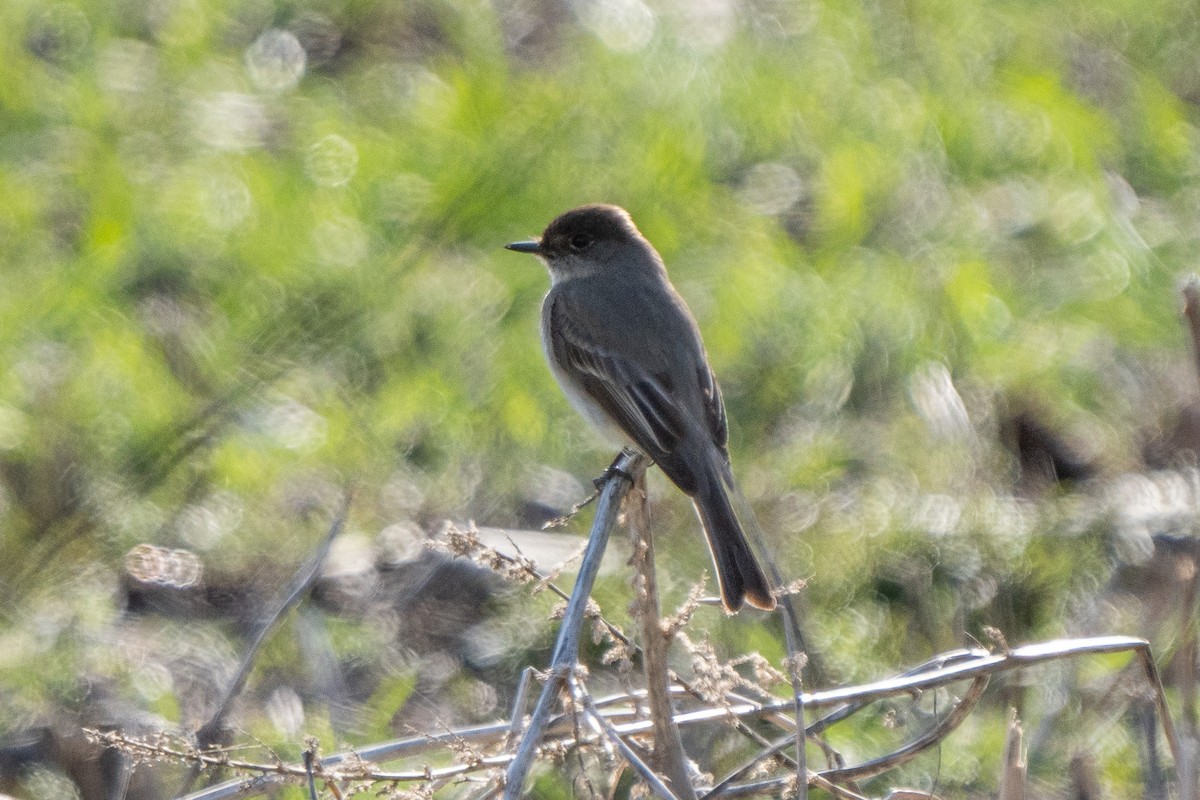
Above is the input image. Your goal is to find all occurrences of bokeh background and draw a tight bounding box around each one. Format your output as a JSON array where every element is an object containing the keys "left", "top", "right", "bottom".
[{"left": 3, "top": 0, "right": 1200, "bottom": 796}]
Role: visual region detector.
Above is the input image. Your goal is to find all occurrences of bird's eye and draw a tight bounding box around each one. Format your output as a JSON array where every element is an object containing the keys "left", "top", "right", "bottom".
[{"left": 569, "top": 233, "right": 594, "bottom": 251}]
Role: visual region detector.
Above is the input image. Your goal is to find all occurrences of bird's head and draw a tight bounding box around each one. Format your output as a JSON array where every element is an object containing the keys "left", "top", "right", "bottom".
[{"left": 506, "top": 204, "right": 660, "bottom": 282}]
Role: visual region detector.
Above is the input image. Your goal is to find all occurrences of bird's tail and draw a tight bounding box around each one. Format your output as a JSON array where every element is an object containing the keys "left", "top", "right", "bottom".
[{"left": 691, "top": 469, "right": 776, "bottom": 613}]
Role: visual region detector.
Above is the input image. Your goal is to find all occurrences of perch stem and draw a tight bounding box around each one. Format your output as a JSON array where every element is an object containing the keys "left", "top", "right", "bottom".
[{"left": 502, "top": 450, "right": 646, "bottom": 799}]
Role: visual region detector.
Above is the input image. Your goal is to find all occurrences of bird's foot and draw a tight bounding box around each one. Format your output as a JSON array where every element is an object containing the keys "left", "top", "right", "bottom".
[{"left": 593, "top": 448, "right": 640, "bottom": 490}]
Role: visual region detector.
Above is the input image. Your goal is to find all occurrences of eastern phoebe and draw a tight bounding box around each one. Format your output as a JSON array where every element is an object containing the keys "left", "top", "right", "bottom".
[{"left": 506, "top": 204, "right": 775, "bottom": 612}]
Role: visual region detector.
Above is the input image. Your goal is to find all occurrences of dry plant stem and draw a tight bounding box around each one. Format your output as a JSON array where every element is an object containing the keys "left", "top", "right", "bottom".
[
  {"left": 998, "top": 710, "right": 1026, "bottom": 800},
  {"left": 805, "top": 648, "right": 986, "bottom": 737},
  {"left": 303, "top": 748, "right": 319, "bottom": 800},
  {"left": 111, "top": 750, "right": 132, "bottom": 800},
  {"left": 93, "top": 728, "right": 505, "bottom": 785},
  {"left": 502, "top": 450, "right": 646, "bottom": 800},
  {"left": 1182, "top": 278, "right": 1200, "bottom": 791},
  {"left": 176, "top": 489, "right": 354, "bottom": 797},
  {"left": 541, "top": 489, "right": 600, "bottom": 529},
  {"left": 1183, "top": 277, "right": 1200, "bottom": 394},
  {"left": 464, "top": 531, "right": 636, "bottom": 651},
  {"left": 730, "top": 485, "right": 810, "bottom": 798},
  {"left": 571, "top": 675, "right": 682, "bottom": 800},
  {"left": 776, "top": 592, "right": 809, "bottom": 799},
  {"left": 704, "top": 669, "right": 987, "bottom": 795},
  {"left": 1164, "top": 557, "right": 1200, "bottom": 800},
  {"left": 1179, "top": 542, "right": 1200, "bottom": 736},
  {"left": 447, "top": 523, "right": 785, "bottom": 770},
  {"left": 628, "top": 470, "right": 698, "bottom": 800},
  {"left": 1132, "top": 640, "right": 1183, "bottom": 765},
  {"left": 1131, "top": 700, "right": 1170, "bottom": 800},
  {"left": 453, "top": 519, "right": 771, "bottom": 735},
  {"left": 171, "top": 635, "right": 1173, "bottom": 800},
  {"left": 1069, "top": 754, "right": 1102, "bottom": 800},
  {"left": 168, "top": 668, "right": 980, "bottom": 800},
  {"left": 1177, "top": 735, "right": 1198, "bottom": 800},
  {"left": 715, "top": 774, "right": 869, "bottom": 800},
  {"left": 505, "top": 668, "right": 537, "bottom": 745},
  {"left": 803, "top": 776, "right": 871, "bottom": 800},
  {"left": 701, "top": 733, "right": 804, "bottom": 800}
]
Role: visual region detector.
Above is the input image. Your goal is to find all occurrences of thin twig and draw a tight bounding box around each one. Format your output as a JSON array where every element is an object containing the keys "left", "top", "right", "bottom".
[
  {"left": 776, "top": 592, "right": 809, "bottom": 798},
  {"left": 505, "top": 667, "right": 537, "bottom": 745},
  {"left": 541, "top": 489, "right": 601, "bottom": 529},
  {"left": 111, "top": 749, "right": 132, "bottom": 800},
  {"left": 725, "top": 479, "right": 810, "bottom": 799},
  {"left": 166, "top": 635, "right": 1172, "bottom": 800},
  {"left": 303, "top": 747, "right": 319, "bottom": 800},
  {"left": 572, "top": 674, "right": 682, "bottom": 800},
  {"left": 1181, "top": 276, "right": 1200, "bottom": 396},
  {"left": 437, "top": 523, "right": 636, "bottom": 650},
  {"left": 440, "top": 521, "right": 801, "bottom": 748},
  {"left": 704, "top": 656, "right": 991, "bottom": 798},
  {"left": 177, "top": 489, "right": 354, "bottom": 795},
  {"left": 997, "top": 709, "right": 1025, "bottom": 800},
  {"left": 818, "top": 670, "right": 988, "bottom": 783},
  {"left": 1133, "top": 643, "right": 1183, "bottom": 765},
  {"left": 502, "top": 450, "right": 646, "bottom": 799}
]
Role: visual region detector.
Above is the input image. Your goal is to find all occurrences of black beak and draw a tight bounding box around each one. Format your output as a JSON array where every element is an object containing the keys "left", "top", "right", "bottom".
[{"left": 505, "top": 240, "right": 541, "bottom": 254}]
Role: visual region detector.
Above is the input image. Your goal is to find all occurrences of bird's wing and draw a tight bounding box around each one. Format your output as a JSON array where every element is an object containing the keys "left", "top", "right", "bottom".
[
  {"left": 698, "top": 360, "right": 728, "bottom": 450},
  {"left": 545, "top": 290, "right": 690, "bottom": 460}
]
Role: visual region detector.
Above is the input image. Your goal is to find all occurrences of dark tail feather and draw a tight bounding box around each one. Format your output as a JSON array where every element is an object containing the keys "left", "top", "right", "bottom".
[{"left": 692, "top": 475, "right": 776, "bottom": 612}]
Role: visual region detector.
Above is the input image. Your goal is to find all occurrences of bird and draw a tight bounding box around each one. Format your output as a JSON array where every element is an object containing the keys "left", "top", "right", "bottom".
[{"left": 506, "top": 204, "right": 775, "bottom": 612}]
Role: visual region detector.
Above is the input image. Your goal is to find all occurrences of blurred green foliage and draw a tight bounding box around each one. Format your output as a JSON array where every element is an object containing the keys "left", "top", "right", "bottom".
[{"left": 2, "top": 0, "right": 1199, "bottom": 795}]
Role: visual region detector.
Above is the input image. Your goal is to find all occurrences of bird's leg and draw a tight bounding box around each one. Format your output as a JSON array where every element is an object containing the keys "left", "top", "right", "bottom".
[{"left": 594, "top": 447, "right": 642, "bottom": 490}]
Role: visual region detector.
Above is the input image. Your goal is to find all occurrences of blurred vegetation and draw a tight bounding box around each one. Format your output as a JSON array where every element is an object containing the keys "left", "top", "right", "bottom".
[{"left": 2, "top": 0, "right": 1200, "bottom": 796}]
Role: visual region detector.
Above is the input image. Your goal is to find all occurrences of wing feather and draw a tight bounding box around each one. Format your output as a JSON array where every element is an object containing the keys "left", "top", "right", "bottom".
[
  {"left": 546, "top": 292, "right": 687, "bottom": 459},
  {"left": 698, "top": 364, "right": 727, "bottom": 450}
]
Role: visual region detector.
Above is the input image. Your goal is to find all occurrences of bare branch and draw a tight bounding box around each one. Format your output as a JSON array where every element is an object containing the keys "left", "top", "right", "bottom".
[
  {"left": 998, "top": 710, "right": 1026, "bottom": 800},
  {"left": 1182, "top": 275, "right": 1200, "bottom": 395},
  {"left": 161, "top": 634, "right": 1170, "bottom": 799},
  {"left": 571, "top": 674, "right": 682, "bottom": 800},
  {"left": 178, "top": 489, "right": 354, "bottom": 795},
  {"left": 502, "top": 450, "right": 647, "bottom": 799}
]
